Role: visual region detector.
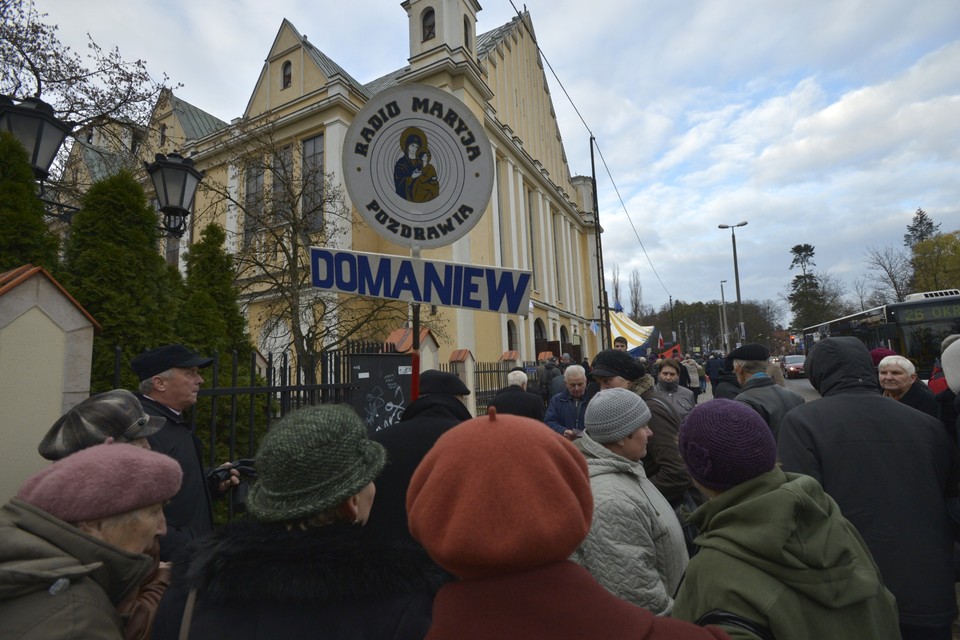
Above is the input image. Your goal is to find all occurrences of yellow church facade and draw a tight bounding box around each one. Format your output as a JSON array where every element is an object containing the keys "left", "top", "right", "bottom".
[{"left": 148, "top": 0, "right": 605, "bottom": 365}]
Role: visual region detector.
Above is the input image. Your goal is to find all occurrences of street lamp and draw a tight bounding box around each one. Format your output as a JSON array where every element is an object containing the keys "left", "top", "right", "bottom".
[
  {"left": 718, "top": 221, "right": 748, "bottom": 344},
  {"left": 144, "top": 153, "right": 205, "bottom": 238},
  {"left": 0, "top": 95, "right": 73, "bottom": 182},
  {"left": 719, "top": 280, "right": 729, "bottom": 353}
]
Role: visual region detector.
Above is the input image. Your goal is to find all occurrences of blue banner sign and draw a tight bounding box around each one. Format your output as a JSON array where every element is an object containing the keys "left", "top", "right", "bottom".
[{"left": 310, "top": 247, "right": 532, "bottom": 315}]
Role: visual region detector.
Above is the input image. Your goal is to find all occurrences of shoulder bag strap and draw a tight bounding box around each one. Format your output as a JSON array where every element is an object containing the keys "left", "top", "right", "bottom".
[
  {"left": 695, "top": 609, "right": 775, "bottom": 640},
  {"left": 178, "top": 588, "right": 198, "bottom": 640}
]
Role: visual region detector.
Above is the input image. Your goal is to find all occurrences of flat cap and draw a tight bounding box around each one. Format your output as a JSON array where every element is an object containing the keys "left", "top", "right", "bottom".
[
  {"left": 590, "top": 349, "right": 645, "bottom": 381},
  {"left": 728, "top": 343, "right": 769, "bottom": 362},
  {"left": 131, "top": 344, "right": 213, "bottom": 381}
]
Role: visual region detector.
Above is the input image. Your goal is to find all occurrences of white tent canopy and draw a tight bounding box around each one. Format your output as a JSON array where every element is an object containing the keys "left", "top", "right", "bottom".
[{"left": 609, "top": 311, "right": 655, "bottom": 350}]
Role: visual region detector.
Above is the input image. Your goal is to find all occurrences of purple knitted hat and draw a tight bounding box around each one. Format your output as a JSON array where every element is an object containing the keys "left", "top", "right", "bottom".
[
  {"left": 17, "top": 443, "right": 182, "bottom": 523},
  {"left": 870, "top": 347, "right": 897, "bottom": 368},
  {"left": 679, "top": 399, "right": 776, "bottom": 491}
]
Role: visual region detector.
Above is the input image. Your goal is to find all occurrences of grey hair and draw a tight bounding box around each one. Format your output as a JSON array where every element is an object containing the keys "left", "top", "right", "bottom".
[
  {"left": 507, "top": 370, "right": 528, "bottom": 387},
  {"left": 735, "top": 359, "right": 767, "bottom": 376},
  {"left": 564, "top": 365, "right": 586, "bottom": 380},
  {"left": 138, "top": 369, "right": 174, "bottom": 394},
  {"left": 878, "top": 355, "right": 915, "bottom": 377}
]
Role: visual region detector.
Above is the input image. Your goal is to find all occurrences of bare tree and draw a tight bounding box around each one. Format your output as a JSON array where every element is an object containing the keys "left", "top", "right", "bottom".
[
  {"left": 818, "top": 272, "right": 852, "bottom": 320},
  {"left": 628, "top": 268, "right": 643, "bottom": 322},
  {"left": 1, "top": 0, "right": 173, "bottom": 177},
  {"left": 863, "top": 245, "right": 912, "bottom": 302},
  {"left": 611, "top": 263, "right": 622, "bottom": 310},
  {"left": 195, "top": 123, "right": 447, "bottom": 374}
]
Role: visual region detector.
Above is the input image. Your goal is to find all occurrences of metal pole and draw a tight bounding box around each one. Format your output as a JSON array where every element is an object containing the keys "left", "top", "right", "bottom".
[
  {"left": 731, "top": 227, "right": 745, "bottom": 342},
  {"left": 590, "top": 136, "right": 610, "bottom": 350},
  {"left": 720, "top": 280, "right": 729, "bottom": 353}
]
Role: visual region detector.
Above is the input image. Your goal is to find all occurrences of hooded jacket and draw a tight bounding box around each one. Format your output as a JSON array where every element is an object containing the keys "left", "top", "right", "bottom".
[
  {"left": 152, "top": 521, "right": 446, "bottom": 640},
  {"left": 778, "top": 336, "right": 959, "bottom": 628},
  {"left": 672, "top": 468, "right": 900, "bottom": 639},
  {"left": 367, "top": 393, "right": 472, "bottom": 545},
  {"left": 0, "top": 499, "right": 153, "bottom": 640},
  {"left": 571, "top": 433, "right": 688, "bottom": 615}
]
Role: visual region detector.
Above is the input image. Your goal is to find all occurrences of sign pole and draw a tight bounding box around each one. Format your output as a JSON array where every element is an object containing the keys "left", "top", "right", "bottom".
[{"left": 411, "top": 245, "right": 421, "bottom": 398}]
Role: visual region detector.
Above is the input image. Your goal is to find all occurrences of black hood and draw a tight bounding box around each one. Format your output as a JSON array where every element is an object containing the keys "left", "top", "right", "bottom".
[
  {"left": 807, "top": 337, "right": 880, "bottom": 397},
  {"left": 399, "top": 393, "right": 472, "bottom": 423}
]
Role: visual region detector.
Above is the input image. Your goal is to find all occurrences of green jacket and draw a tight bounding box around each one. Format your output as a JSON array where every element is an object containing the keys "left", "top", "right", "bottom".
[
  {"left": 672, "top": 468, "right": 900, "bottom": 639},
  {"left": 0, "top": 499, "right": 153, "bottom": 639}
]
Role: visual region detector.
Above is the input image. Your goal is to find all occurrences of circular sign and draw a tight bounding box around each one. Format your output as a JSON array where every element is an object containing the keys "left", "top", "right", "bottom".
[{"left": 342, "top": 84, "right": 494, "bottom": 249}]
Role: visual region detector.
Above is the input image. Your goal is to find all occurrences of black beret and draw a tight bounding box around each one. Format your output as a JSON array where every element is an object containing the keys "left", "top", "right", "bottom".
[
  {"left": 590, "top": 349, "right": 645, "bottom": 381},
  {"left": 420, "top": 370, "right": 470, "bottom": 395},
  {"left": 131, "top": 344, "right": 213, "bottom": 381},
  {"left": 727, "top": 343, "right": 770, "bottom": 362}
]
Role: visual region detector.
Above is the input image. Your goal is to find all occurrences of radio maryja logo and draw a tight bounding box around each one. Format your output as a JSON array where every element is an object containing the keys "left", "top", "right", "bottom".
[{"left": 342, "top": 84, "right": 494, "bottom": 249}]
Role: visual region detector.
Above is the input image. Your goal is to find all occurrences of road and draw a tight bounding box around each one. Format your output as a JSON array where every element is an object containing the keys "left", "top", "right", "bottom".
[{"left": 784, "top": 377, "right": 819, "bottom": 402}]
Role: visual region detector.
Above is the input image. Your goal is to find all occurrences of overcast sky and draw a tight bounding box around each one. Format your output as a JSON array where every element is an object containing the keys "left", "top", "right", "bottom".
[{"left": 37, "top": 0, "right": 960, "bottom": 324}]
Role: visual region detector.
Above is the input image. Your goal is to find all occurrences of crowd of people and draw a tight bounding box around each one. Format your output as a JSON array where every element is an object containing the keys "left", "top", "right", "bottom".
[{"left": 2, "top": 334, "right": 960, "bottom": 639}]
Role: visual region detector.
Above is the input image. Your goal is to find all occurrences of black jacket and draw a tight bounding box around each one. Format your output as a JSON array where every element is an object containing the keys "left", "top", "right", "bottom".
[
  {"left": 712, "top": 371, "right": 742, "bottom": 399},
  {"left": 138, "top": 394, "right": 214, "bottom": 562},
  {"left": 366, "top": 394, "right": 472, "bottom": 544},
  {"left": 490, "top": 385, "right": 545, "bottom": 421},
  {"left": 898, "top": 379, "right": 938, "bottom": 418},
  {"left": 153, "top": 521, "right": 445, "bottom": 640},
  {"left": 778, "top": 337, "right": 959, "bottom": 628}
]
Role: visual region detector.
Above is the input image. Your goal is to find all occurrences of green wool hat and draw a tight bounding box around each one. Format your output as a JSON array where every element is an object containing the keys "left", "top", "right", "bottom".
[{"left": 246, "top": 404, "right": 386, "bottom": 522}]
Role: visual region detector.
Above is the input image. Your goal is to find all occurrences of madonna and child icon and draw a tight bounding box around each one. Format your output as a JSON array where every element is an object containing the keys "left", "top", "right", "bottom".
[{"left": 393, "top": 126, "right": 439, "bottom": 203}]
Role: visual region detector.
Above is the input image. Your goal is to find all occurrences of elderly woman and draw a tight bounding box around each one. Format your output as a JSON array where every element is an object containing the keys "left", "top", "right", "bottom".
[
  {"left": 0, "top": 443, "right": 182, "bottom": 639},
  {"left": 406, "top": 408, "right": 728, "bottom": 639},
  {"left": 153, "top": 404, "right": 445, "bottom": 640},
  {"left": 37, "top": 389, "right": 170, "bottom": 640},
  {"left": 878, "top": 354, "right": 938, "bottom": 418}
]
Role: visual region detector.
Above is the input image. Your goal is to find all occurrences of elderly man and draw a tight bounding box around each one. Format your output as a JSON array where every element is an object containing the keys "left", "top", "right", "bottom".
[
  {"left": 878, "top": 354, "right": 938, "bottom": 418},
  {"left": 545, "top": 365, "right": 589, "bottom": 438},
  {"left": 571, "top": 388, "right": 688, "bottom": 615},
  {"left": 490, "top": 368, "right": 545, "bottom": 420},
  {"left": 655, "top": 358, "right": 696, "bottom": 420},
  {"left": 729, "top": 343, "right": 805, "bottom": 441},
  {"left": 0, "top": 443, "right": 182, "bottom": 639},
  {"left": 779, "top": 337, "right": 960, "bottom": 640},
  {"left": 131, "top": 344, "right": 238, "bottom": 561}
]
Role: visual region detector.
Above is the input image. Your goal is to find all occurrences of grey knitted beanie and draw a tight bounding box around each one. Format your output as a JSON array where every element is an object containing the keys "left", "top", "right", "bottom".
[
  {"left": 584, "top": 388, "right": 651, "bottom": 443},
  {"left": 246, "top": 404, "right": 386, "bottom": 522}
]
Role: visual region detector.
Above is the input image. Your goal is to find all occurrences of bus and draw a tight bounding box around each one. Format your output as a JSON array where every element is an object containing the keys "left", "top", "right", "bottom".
[{"left": 802, "top": 289, "right": 960, "bottom": 379}]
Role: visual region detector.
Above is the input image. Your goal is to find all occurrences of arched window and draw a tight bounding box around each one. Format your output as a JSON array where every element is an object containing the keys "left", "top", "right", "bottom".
[
  {"left": 560, "top": 325, "right": 569, "bottom": 346},
  {"left": 422, "top": 8, "right": 436, "bottom": 41},
  {"left": 159, "top": 124, "right": 167, "bottom": 147},
  {"left": 281, "top": 61, "right": 292, "bottom": 89},
  {"left": 507, "top": 320, "right": 518, "bottom": 351},
  {"left": 534, "top": 318, "right": 546, "bottom": 341},
  {"left": 463, "top": 15, "right": 471, "bottom": 51}
]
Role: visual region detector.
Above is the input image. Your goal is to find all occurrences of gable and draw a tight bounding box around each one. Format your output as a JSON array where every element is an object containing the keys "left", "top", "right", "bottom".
[{"left": 244, "top": 19, "right": 369, "bottom": 120}]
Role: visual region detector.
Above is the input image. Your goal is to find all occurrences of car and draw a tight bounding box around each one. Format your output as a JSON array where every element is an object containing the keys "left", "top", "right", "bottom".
[{"left": 781, "top": 355, "right": 806, "bottom": 379}]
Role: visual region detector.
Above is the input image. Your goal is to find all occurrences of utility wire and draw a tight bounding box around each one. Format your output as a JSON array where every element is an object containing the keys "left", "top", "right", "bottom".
[{"left": 505, "top": 1, "right": 672, "bottom": 299}]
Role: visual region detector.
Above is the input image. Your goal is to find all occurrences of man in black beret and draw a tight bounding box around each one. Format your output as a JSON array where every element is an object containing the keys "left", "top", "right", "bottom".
[
  {"left": 728, "top": 343, "right": 805, "bottom": 441},
  {"left": 131, "top": 344, "right": 238, "bottom": 561},
  {"left": 366, "top": 369, "right": 472, "bottom": 546}
]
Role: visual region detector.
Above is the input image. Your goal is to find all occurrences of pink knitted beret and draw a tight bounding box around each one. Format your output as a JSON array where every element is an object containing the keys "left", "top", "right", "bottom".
[
  {"left": 407, "top": 408, "right": 593, "bottom": 579},
  {"left": 17, "top": 443, "right": 182, "bottom": 522}
]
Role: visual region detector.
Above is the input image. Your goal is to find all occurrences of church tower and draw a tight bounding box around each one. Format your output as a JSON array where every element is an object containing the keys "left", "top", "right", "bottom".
[{"left": 402, "top": 0, "right": 482, "bottom": 75}]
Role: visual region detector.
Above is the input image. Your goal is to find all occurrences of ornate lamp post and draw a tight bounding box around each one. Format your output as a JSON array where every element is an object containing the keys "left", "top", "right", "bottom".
[
  {"left": 718, "top": 221, "right": 748, "bottom": 344},
  {"left": 144, "top": 153, "right": 205, "bottom": 238},
  {"left": 0, "top": 95, "right": 73, "bottom": 182}
]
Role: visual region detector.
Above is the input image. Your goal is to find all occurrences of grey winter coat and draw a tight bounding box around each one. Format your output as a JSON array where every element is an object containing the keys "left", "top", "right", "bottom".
[
  {"left": 734, "top": 374, "right": 805, "bottom": 441},
  {"left": 571, "top": 434, "right": 688, "bottom": 615}
]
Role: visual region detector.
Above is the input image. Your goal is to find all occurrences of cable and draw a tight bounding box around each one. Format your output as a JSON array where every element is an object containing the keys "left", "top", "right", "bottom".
[{"left": 504, "top": 1, "right": 672, "bottom": 299}]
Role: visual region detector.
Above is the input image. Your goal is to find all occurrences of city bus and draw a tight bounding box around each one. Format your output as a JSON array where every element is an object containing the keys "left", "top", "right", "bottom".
[{"left": 802, "top": 289, "right": 960, "bottom": 379}]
